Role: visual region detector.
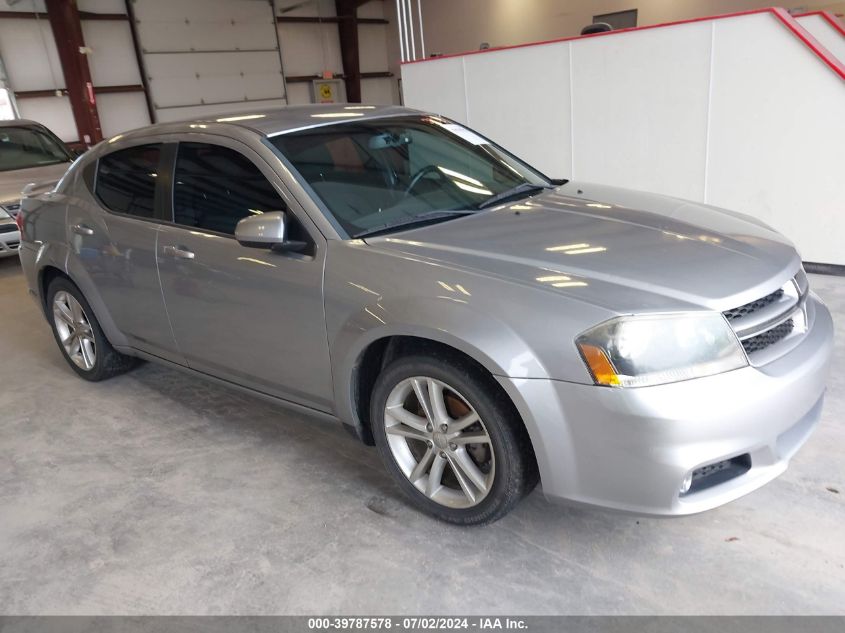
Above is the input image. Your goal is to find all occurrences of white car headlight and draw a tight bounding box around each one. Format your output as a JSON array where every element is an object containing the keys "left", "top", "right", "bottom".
[{"left": 576, "top": 313, "right": 747, "bottom": 387}]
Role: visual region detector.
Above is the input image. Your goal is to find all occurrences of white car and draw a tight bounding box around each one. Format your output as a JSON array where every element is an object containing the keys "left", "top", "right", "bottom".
[
  {"left": 0, "top": 206, "right": 19, "bottom": 258},
  {"left": 0, "top": 119, "right": 74, "bottom": 257}
]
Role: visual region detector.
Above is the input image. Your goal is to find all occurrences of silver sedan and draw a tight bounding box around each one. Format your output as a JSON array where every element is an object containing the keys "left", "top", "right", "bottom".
[{"left": 17, "top": 105, "right": 833, "bottom": 524}]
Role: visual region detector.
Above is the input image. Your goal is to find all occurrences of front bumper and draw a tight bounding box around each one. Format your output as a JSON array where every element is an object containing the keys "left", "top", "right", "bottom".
[
  {"left": 0, "top": 226, "right": 21, "bottom": 258},
  {"left": 498, "top": 293, "right": 833, "bottom": 515}
]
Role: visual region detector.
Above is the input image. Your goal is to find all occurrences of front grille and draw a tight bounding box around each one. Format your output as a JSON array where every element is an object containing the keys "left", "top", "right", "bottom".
[
  {"left": 0, "top": 224, "right": 17, "bottom": 234},
  {"left": 740, "top": 318, "right": 794, "bottom": 354},
  {"left": 722, "top": 273, "right": 807, "bottom": 360},
  {"left": 723, "top": 288, "right": 784, "bottom": 321},
  {"left": 684, "top": 454, "right": 751, "bottom": 496}
]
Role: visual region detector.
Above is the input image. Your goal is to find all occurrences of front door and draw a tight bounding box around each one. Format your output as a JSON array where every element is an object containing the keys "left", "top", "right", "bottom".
[{"left": 156, "top": 139, "right": 334, "bottom": 411}]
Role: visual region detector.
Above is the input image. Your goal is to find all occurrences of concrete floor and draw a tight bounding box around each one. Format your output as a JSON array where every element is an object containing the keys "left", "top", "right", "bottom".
[{"left": 0, "top": 255, "right": 843, "bottom": 616}]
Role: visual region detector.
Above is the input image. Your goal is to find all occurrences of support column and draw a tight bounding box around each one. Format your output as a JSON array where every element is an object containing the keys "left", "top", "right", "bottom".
[
  {"left": 45, "top": 0, "right": 103, "bottom": 145},
  {"left": 335, "top": 0, "right": 361, "bottom": 103}
]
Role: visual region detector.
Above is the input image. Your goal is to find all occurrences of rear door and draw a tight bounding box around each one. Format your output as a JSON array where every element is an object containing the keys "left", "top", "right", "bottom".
[
  {"left": 67, "top": 142, "right": 182, "bottom": 363},
  {"left": 156, "top": 137, "right": 334, "bottom": 411}
]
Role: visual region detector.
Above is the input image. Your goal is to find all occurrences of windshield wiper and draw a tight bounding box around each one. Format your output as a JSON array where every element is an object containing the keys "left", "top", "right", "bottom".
[
  {"left": 476, "top": 182, "right": 554, "bottom": 210},
  {"left": 354, "top": 210, "right": 477, "bottom": 239}
]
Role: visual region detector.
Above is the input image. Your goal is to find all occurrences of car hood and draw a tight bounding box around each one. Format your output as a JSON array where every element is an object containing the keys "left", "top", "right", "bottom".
[
  {"left": 0, "top": 162, "right": 70, "bottom": 206},
  {"left": 364, "top": 182, "right": 801, "bottom": 312}
]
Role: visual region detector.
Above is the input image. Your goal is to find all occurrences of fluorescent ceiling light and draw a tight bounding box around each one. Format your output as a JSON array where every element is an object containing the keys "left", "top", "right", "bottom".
[
  {"left": 310, "top": 112, "right": 364, "bottom": 119},
  {"left": 545, "top": 243, "right": 590, "bottom": 252},
  {"left": 216, "top": 114, "right": 266, "bottom": 122},
  {"left": 453, "top": 180, "right": 493, "bottom": 196}
]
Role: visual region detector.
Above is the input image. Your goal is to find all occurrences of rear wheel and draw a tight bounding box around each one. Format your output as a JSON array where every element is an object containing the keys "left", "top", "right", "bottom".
[
  {"left": 371, "top": 354, "right": 537, "bottom": 525},
  {"left": 47, "top": 277, "right": 137, "bottom": 381}
]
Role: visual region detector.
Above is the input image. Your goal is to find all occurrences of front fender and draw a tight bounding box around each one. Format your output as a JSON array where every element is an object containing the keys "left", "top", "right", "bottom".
[{"left": 328, "top": 293, "right": 551, "bottom": 428}]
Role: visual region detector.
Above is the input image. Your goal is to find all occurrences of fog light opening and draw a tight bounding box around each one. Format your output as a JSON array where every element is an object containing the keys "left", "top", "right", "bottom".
[{"left": 680, "top": 471, "right": 693, "bottom": 495}]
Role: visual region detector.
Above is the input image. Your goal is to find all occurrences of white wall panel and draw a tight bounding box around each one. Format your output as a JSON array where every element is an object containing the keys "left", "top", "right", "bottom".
[
  {"left": 359, "top": 24, "right": 390, "bottom": 73},
  {"left": 0, "top": 0, "right": 46, "bottom": 11},
  {"left": 82, "top": 20, "right": 143, "bottom": 87},
  {"left": 0, "top": 19, "right": 64, "bottom": 91},
  {"left": 571, "top": 21, "right": 712, "bottom": 200},
  {"left": 17, "top": 96, "right": 76, "bottom": 142},
  {"left": 78, "top": 0, "right": 126, "bottom": 12},
  {"left": 706, "top": 13, "right": 845, "bottom": 264},
  {"left": 361, "top": 77, "right": 394, "bottom": 104},
  {"left": 135, "top": 2, "right": 278, "bottom": 52},
  {"left": 285, "top": 83, "right": 312, "bottom": 106},
  {"left": 95, "top": 92, "right": 150, "bottom": 137},
  {"left": 277, "top": 23, "right": 344, "bottom": 76},
  {"left": 796, "top": 14, "right": 845, "bottom": 62},
  {"left": 144, "top": 51, "right": 283, "bottom": 108},
  {"left": 155, "top": 98, "right": 287, "bottom": 123},
  {"left": 465, "top": 43, "right": 572, "bottom": 178},
  {"left": 276, "top": 0, "right": 337, "bottom": 19},
  {"left": 358, "top": 0, "right": 385, "bottom": 19},
  {"left": 133, "top": 0, "right": 285, "bottom": 120},
  {"left": 402, "top": 10, "right": 845, "bottom": 264},
  {"left": 402, "top": 56, "right": 466, "bottom": 121}
]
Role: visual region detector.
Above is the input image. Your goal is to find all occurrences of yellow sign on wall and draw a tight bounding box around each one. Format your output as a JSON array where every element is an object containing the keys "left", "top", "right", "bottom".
[{"left": 312, "top": 79, "right": 342, "bottom": 104}]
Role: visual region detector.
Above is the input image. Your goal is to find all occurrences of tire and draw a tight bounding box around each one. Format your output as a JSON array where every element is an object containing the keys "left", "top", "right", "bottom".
[
  {"left": 371, "top": 353, "right": 538, "bottom": 525},
  {"left": 46, "top": 276, "right": 138, "bottom": 381}
]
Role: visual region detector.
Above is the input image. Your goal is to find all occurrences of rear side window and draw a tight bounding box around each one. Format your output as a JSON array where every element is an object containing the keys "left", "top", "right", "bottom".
[
  {"left": 173, "top": 142, "right": 286, "bottom": 235},
  {"left": 96, "top": 144, "right": 161, "bottom": 218}
]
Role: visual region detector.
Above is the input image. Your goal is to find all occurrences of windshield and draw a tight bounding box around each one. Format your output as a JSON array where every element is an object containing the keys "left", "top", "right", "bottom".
[
  {"left": 0, "top": 126, "right": 72, "bottom": 172},
  {"left": 269, "top": 115, "right": 551, "bottom": 238}
]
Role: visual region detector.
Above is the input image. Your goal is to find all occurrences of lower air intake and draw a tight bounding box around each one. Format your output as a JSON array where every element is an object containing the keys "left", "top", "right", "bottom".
[{"left": 683, "top": 454, "right": 751, "bottom": 496}]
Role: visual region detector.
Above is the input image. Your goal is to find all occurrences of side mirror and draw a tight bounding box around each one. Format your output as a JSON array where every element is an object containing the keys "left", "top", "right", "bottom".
[
  {"left": 235, "top": 211, "right": 286, "bottom": 248},
  {"left": 234, "top": 211, "right": 308, "bottom": 253}
]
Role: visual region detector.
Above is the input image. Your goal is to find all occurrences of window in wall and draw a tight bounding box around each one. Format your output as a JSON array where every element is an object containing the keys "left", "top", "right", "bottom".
[
  {"left": 173, "top": 143, "right": 286, "bottom": 235},
  {"left": 96, "top": 144, "right": 161, "bottom": 218},
  {"left": 593, "top": 9, "right": 638, "bottom": 30}
]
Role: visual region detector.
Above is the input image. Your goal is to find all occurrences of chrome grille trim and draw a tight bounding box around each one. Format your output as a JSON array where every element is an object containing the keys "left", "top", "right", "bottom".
[
  {"left": 728, "top": 279, "right": 802, "bottom": 340},
  {"left": 722, "top": 272, "right": 809, "bottom": 363}
]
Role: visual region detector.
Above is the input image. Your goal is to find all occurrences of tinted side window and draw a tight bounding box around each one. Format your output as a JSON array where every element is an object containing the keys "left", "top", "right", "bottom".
[
  {"left": 173, "top": 143, "right": 286, "bottom": 235},
  {"left": 96, "top": 144, "right": 161, "bottom": 218}
]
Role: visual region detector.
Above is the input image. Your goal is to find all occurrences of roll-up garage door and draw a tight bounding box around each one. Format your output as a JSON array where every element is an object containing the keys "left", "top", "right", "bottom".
[{"left": 131, "top": 0, "right": 287, "bottom": 122}]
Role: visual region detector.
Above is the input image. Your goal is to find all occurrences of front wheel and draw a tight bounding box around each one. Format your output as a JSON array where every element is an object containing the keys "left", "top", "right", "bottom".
[{"left": 371, "top": 354, "right": 537, "bottom": 525}]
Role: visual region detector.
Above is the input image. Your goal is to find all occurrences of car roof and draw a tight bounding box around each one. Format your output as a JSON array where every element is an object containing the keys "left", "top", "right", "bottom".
[
  {"left": 208, "top": 104, "right": 422, "bottom": 135},
  {"left": 0, "top": 119, "right": 48, "bottom": 129},
  {"left": 108, "top": 104, "right": 425, "bottom": 144}
]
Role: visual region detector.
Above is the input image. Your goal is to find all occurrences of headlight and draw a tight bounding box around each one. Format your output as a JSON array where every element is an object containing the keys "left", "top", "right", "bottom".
[{"left": 576, "top": 313, "right": 747, "bottom": 387}]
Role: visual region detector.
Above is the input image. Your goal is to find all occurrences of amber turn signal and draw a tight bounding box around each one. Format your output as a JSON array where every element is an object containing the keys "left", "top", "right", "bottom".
[{"left": 578, "top": 342, "right": 621, "bottom": 386}]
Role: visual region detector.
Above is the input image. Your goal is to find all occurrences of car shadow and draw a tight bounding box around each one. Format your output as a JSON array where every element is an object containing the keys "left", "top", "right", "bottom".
[
  {"left": 0, "top": 255, "right": 22, "bottom": 279},
  {"left": 121, "top": 358, "right": 633, "bottom": 533}
]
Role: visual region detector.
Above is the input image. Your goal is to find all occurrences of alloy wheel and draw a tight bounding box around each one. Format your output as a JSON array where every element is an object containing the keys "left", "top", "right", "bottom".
[
  {"left": 384, "top": 376, "right": 495, "bottom": 508},
  {"left": 52, "top": 291, "right": 97, "bottom": 371}
]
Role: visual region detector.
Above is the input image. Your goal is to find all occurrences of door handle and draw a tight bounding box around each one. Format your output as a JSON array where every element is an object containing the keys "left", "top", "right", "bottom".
[
  {"left": 72, "top": 223, "right": 94, "bottom": 236},
  {"left": 163, "top": 245, "right": 195, "bottom": 260}
]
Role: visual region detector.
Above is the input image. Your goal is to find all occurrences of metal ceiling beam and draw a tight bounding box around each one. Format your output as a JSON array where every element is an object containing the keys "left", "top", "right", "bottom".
[
  {"left": 44, "top": 0, "right": 103, "bottom": 145},
  {"left": 276, "top": 15, "right": 387, "bottom": 24},
  {"left": 335, "top": 0, "right": 361, "bottom": 102},
  {"left": 0, "top": 10, "right": 127, "bottom": 20},
  {"left": 15, "top": 84, "right": 145, "bottom": 99}
]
